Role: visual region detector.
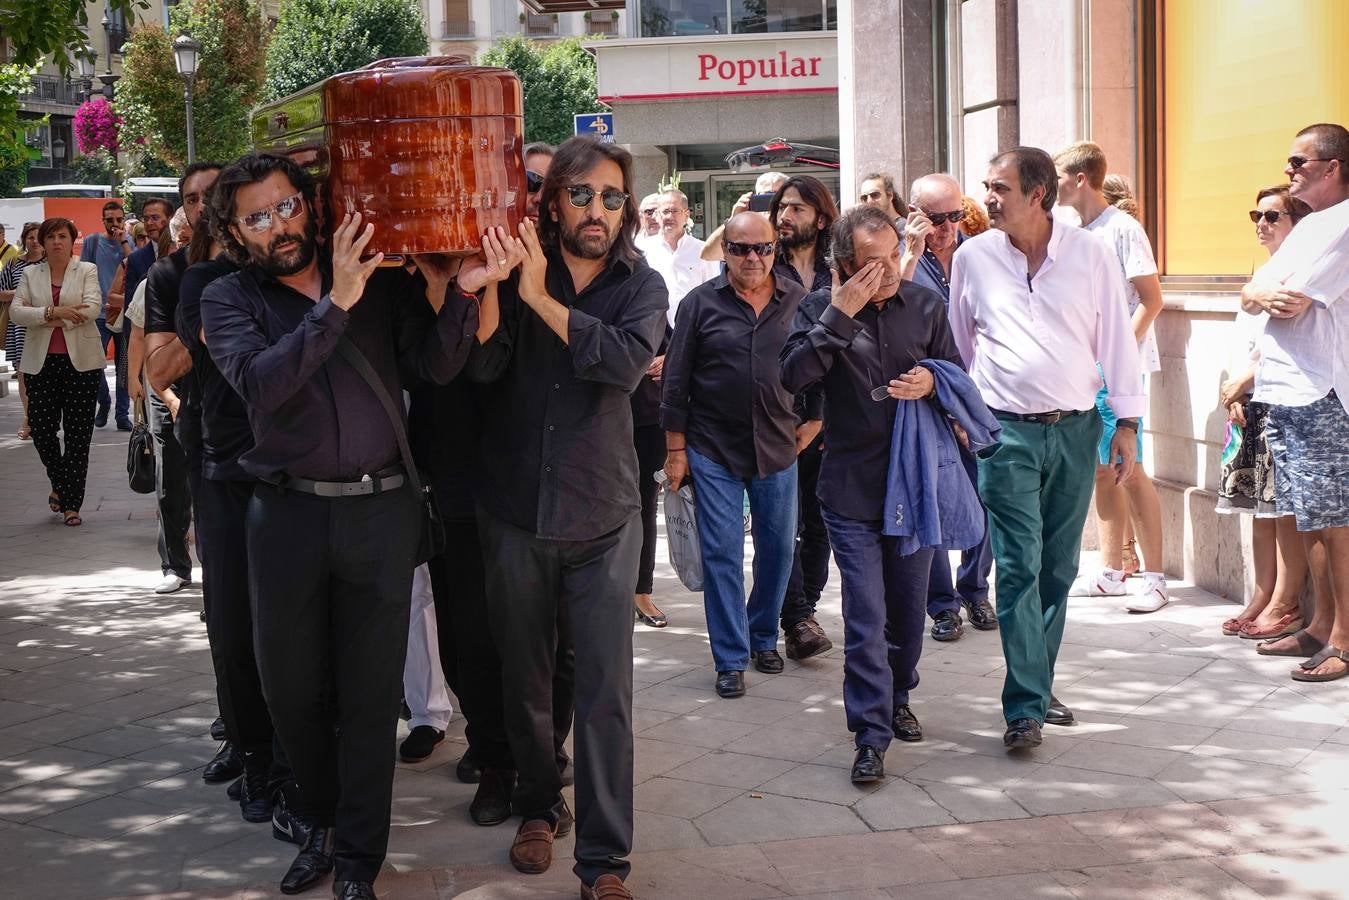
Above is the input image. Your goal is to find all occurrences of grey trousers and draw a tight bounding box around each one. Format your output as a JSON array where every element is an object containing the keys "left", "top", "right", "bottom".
[{"left": 476, "top": 507, "right": 639, "bottom": 885}]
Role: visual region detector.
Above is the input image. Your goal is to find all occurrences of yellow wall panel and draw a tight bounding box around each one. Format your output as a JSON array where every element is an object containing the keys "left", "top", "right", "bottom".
[{"left": 1163, "top": 0, "right": 1349, "bottom": 274}]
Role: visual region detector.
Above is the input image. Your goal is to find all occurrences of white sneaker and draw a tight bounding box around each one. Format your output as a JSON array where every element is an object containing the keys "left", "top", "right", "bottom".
[
  {"left": 1125, "top": 574, "right": 1169, "bottom": 613},
  {"left": 154, "top": 574, "right": 189, "bottom": 594},
  {"left": 1068, "top": 568, "right": 1127, "bottom": 597}
]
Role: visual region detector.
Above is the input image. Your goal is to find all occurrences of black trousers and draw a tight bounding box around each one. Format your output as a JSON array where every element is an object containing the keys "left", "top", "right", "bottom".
[
  {"left": 26, "top": 354, "right": 99, "bottom": 512},
  {"left": 197, "top": 477, "right": 274, "bottom": 755},
  {"left": 477, "top": 507, "right": 639, "bottom": 885},
  {"left": 247, "top": 481, "right": 419, "bottom": 883},
  {"left": 781, "top": 437, "right": 831, "bottom": 628},
  {"left": 150, "top": 393, "right": 192, "bottom": 579},
  {"left": 633, "top": 424, "right": 667, "bottom": 595}
]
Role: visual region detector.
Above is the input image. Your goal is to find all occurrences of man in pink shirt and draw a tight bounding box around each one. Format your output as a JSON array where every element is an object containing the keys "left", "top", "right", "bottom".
[{"left": 949, "top": 147, "right": 1143, "bottom": 750}]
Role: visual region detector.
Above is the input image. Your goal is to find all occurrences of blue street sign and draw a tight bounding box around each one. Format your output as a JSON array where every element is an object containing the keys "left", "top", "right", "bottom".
[{"left": 574, "top": 113, "right": 615, "bottom": 144}]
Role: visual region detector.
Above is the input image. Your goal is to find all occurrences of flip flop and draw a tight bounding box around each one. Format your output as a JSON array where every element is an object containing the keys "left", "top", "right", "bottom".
[
  {"left": 1292, "top": 645, "right": 1349, "bottom": 682},
  {"left": 63, "top": 511, "right": 83, "bottom": 527},
  {"left": 1239, "top": 612, "right": 1302, "bottom": 639},
  {"left": 1256, "top": 629, "right": 1324, "bottom": 657}
]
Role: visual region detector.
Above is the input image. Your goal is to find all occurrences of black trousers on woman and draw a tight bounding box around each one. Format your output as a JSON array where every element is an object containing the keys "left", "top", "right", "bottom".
[
  {"left": 633, "top": 424, "right": 667, "bottom": 595},
  {"left": 26, "top": 354, "right": 99, "bottom": 511}
]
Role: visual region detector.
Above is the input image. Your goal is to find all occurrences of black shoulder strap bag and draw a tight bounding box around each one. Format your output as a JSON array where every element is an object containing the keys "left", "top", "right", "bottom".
[{"left": 334, "top": 337, "right": 446, "bottom": 565}]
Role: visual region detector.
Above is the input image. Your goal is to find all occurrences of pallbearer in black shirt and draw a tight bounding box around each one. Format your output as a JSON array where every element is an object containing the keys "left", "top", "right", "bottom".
[
  {"left": 466, "top": 137, "right": 667, "bottom": 900},
  {"left": 199, "top": 154, "right": 483, "bottom": 900},
  {"left": 660, "top": 213, "right": 805, "bottom": 700}
]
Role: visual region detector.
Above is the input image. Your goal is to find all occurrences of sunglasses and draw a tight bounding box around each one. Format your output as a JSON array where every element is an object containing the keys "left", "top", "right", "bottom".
[
  {"left": 235, "top": 193, "right": 304, "bottom": 233},
  {"left": 526, "top": 170, "right": 544, "bottom": 193},
  {"left": 913, "top": 207, "right": 966, "bottom": 226},
  {"left": 859, "top": 190, "right": 885, "bottom": 202},
  {"left": 1249, "top": 209, "right": 1292, "bottom": 224},
  {"left": 565, "top": 185, "right": 628, "bottom": 211},
  {"left": 1287, "top": 155, "right": 1337, "bottom": 170},
  {"left": 723, "top": 240, "right": 775, "bottom": 258}
]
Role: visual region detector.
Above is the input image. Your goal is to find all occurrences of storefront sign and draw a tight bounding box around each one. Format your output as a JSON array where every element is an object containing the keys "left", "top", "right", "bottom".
[
  {"left": 591, "top": 35, "right": 837, "bottom": 103},
  {"left": 575, "top": 112, "right": 616, "bottom": 143}
]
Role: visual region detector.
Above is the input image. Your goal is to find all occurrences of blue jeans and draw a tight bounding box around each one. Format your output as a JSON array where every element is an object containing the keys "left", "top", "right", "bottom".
[
  {"left": 927, "top": 450, "right": 992, "bottom": 616},
  {"left": 821, "top": 505, "right": 933, "bottom": 751},
  {"left": 95, "top": 316, "right": 129, "bottom": 420},
  {"left": 686, "top": 446, "right": 797, "bottom": 673}
]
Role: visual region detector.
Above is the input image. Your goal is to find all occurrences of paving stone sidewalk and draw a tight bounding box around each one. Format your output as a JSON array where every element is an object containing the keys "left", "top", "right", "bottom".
[{"left": 1, "top": 375, "right": 1347, "bottom": 899}]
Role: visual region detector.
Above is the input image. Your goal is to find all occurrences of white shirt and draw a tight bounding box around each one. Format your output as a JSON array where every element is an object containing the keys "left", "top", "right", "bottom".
[
  {"left": 1082, "top": 205, "right": 1162, "bottom": 374},
  {"left": 1251, "top": 198, "right": 1349, "bottom": 413},
  {"left": 639, "top": 231, "right": 721, "bottom": 328},
  {"left": 949, "top": 220, "right": 1146, "bottom": 419}
]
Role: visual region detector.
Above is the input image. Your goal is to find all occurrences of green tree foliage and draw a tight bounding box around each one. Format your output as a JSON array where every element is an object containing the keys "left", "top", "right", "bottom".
[
  {"left": 264, "top": 0, "right": 429, "bottom": 101},
  {"left": 70, "top": 148, "right": 118, "bottom": 185},
  {"left": 480, "top": 37, "right": 604, "bottom": 146},
  {"left": 0, "top": 0, "right": 144, "bottom": 74},
  {"left": 116, "top": 0, "right": 267, "bottom": 169},
  {"left": 0, "top": 64, "right": 38, "bottom": 194}
]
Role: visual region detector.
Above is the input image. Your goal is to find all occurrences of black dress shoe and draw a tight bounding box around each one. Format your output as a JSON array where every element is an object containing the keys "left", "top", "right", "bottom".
[
  {"left": 751, "top": 649, "right": 784, "bottom": 674},
  {"left": 930, "top": 609, "right": 964, "bottom": 642},
  {"left": 398, "top": 725, "right": 445, "bottom": 762},
  {"left": 239, "top": 752, "right": 274, "bottom": 823},
  {"left": 456, "top": 750, "right": 481, "bottom": 784},
  {"left": 227, "top": 776, "right": 242, "bottom": 801},
  {"left": 555, "top": 798, "right": 574, "bottom": 837},
  {"left": 203, "top": 742, "right": 243, "bottom": 783},
  {"left": 333, "top": 881, "right": 377, "bottom": 900},
  {"left": 784, "top": 616, "right": 833, "bottom": 660},
  {"left": 1003, "top": 717, "right": 1043, "bottom": 750},
  {"left": 891, "top": 705, "right": 923, "bottom": 742},
  {"left": 469, "top": 768, "right": 515, "bottom": 826},
  {"left": 116, "top": 417, "right": 133, "bottom": 432},
  {"left": 635, "top": 608, "right": 668, "bottom": 628},
  {"left": 1045, "top": 694, "right": 1075, "bottom": 727},
  {"left": 715, "top": 670, "right": 745, "bottom": 698},
  {"left": 850, "top": 746, "right": 885, "bottom": 783},
  {"left": 94, "top": 403, "right": 109, "bottom": 428},
  {"left": 272, "top": 790, "right": 312, "bottom": 846},
  {"left": 963, "top": 597, "right": 999, "bottom": 631},
  {"left": 280, "top": 824, "right": 335, "bottom": 894},
  {"left": 210, "top": 716, "right": 227, "bottom": 741}
]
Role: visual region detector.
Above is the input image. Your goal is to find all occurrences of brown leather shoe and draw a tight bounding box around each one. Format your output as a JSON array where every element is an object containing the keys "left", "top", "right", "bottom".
[
  {"left": 509, "top": 818, "right": 555, "bottom": 874},
  {"left": 784, "top": 616, "right": 833, "bottom": 660},
  {"left": 581, "top": 874, "right": 633, "bottom": 899}
]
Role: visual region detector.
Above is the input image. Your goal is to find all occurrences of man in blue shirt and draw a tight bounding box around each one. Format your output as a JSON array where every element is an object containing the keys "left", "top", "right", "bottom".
[
  {"left": 80, "top": 200, "right": 133, "bottom": 429},
  {"left": 899, "top": 173, "right": 997, "bottom": 645}
]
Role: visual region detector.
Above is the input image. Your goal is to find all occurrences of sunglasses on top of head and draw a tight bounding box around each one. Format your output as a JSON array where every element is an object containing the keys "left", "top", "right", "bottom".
[
  {"left": 723, "top": 240, "right": 775, "bottom": 258},
  {"left": 1249, "top": 209, "right": 1292, "bottom": 224},
  {"left": 526, "top": 170, "right": 544, "bottom": 193},
  {"left": 564, "top": 185, "right": 628, "bottom": 211}
]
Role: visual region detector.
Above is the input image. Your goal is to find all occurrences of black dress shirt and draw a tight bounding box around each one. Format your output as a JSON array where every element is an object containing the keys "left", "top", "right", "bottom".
[
  {"left": 200, "top": 262, "right": 478, "bottom": 482},
  {"left": 780, "top": 282, "right": 962, "bottom": 521},
  {"left": 176, "top": 255, "right": 250, "bottom": 482},
  {"left": 661, "top": 272, "right": 804, "bottom": 479},
  {"left": 144, "top": 248, "right": 197, "bottom": 451},
  {"left": 774, "top": 255, "right": 831, "bottom": 293},
  {"left": 466, "top": 250, "right": 668, "bottom": 541}
]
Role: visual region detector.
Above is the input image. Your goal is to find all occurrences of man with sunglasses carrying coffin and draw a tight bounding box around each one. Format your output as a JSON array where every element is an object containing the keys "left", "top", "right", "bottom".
[
  {"left": 200, "top": 153, "right": 483, "bottom": 900},
  {"left": 466, "top": 137, "right": 667, "bottom": 900},
  {"left": 661, "top": 213, "right": 805, "bottom": 699}
]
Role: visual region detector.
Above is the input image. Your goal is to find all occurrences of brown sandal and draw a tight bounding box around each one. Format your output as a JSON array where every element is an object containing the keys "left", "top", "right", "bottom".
[
  {"left": 1257, "top": 629, "right": 1324, "bottom": 657},
  {"left": 48, "top": 491, "right": 62, "bottom": 513},
  {"left": 1239, "top": 611, "right": 1302, "bottom": 639},
  {"left": 63, "top": 510, "right": 83, "bottom": 527},
  {"left": 1291, "top": 645, "right": 1349, "bottom": 682},
  {"left": 1121, "top": 540, "right": 1140, "bottom": 578}
]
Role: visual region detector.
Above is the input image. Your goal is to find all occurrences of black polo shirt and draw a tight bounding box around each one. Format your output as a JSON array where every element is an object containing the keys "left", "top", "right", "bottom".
[
  {"left": 661, "top": 272, "right": 804, "bottom": 479},
  {"left": 176, "top": 255, "right": 249, "bottom": 482},
  {"left": 466, "top": 249, "right": 668, "bottom": 541},
  {"left": 144, "top": 248, "right": 196, "bottom": 449},
  {"left": 780, "top": 282, "right": 962, "bottom": 521},
  {"left": 200, "top": 261, "right": 478, "bottom": 482}
]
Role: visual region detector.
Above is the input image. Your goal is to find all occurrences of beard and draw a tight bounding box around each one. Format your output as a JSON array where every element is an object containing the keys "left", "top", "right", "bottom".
[
  {"left": 778, "top": 219, "right": 818, "bottom": 249},
  {"left": 560, "top": 216, "right": 614, "bottom": 260},
  {"left": 249, "top": 217, "right": 318, "bottom": 277}
]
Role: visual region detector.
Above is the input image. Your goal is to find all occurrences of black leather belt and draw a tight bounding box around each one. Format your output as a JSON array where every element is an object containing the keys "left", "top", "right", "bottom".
[
  {"left": 271, "top": 465, "right": 405, "bottom": 498},
  {"left": 990, "top": 408, "right": 1089, "bottom": 426}
]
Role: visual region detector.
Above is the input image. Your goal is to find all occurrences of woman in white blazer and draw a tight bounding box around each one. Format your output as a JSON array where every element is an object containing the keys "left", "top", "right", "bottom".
[{"left": 11, "top": 217, "right": 105, "bottom": 526}]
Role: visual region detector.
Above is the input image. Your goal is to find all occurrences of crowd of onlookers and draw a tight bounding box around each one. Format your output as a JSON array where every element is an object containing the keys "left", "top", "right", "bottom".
[{"left": 0, "top": 121, "right": 1344, "bottom": 900}]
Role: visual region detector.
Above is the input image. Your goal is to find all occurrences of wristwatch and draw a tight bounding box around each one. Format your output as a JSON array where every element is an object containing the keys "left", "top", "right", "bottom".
[{"left": 1116, "top": 418, "right": 1140, "bottom": 432}]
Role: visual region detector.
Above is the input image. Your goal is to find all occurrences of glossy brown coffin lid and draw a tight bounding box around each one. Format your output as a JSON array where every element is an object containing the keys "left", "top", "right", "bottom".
[{"left": 251, "top": 57, "right": 525, "bottom": 257}]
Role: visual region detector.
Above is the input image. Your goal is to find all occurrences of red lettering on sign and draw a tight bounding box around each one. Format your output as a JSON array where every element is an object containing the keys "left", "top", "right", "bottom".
[
  {"left": 698, "top": 54, "right": 716, "bottom": 80},
  {"left": 694, "top": 52, "right": 827, "bottom": 87}
]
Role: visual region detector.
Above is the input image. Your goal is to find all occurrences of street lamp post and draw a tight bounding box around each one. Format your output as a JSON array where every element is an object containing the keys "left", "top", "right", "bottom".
[
  {"left": 75, "top": 51, "right": 94, "bottom": 103},
  {"left": 98, "top": 13, "right": 120, "bottom": 101},
  {"left": 173, "top": 34, "right": 201, "bottom": 165}
]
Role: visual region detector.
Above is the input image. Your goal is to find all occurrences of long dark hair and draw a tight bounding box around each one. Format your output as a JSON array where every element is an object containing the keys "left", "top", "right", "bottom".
[
  {"left": 770, "top": 174, "right": 839, "bottom": 262},
  {"left": 536, "top": 137, "right": 641, "bottom": 267},
  {"left": 207, "top": 153, "right": 317, "bottom": 265}
]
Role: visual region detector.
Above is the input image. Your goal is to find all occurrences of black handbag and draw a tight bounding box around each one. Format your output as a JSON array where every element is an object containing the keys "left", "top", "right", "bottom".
[
  {"left": 334, "top": 337, "right": 446, "bottom": 565},
  {"left": 126, "top": 397, "right": 156, "bottom": 494}
]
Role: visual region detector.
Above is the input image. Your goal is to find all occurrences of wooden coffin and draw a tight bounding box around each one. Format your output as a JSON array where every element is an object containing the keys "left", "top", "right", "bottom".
[{"left": 251, "top": 56, "right": 525, "bottom": 257}]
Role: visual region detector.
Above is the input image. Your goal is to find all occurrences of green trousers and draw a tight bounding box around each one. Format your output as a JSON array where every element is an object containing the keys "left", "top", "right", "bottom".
[{"left": 977, "top": 412, "right": 1102, "bottom": 724}]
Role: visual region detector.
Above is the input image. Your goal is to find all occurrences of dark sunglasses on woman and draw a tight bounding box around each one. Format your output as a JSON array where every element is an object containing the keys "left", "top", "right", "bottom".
[{"left": 1248, "top": 209, "right": 1291, "bottom": 224}]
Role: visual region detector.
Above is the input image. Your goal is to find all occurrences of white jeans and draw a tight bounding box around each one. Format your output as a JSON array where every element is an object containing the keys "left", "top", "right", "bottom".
[{"left": 403, "top": 563, "right": 453, "bottom": 731}]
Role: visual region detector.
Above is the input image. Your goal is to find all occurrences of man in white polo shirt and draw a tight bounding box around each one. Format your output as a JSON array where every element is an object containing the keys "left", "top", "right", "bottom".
[
  {"left": 1242, "top": 122, "right": 1349, "bottom": 683},
  {"left": 639, "top": 188, "right": 720, "bottom": 327}
]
